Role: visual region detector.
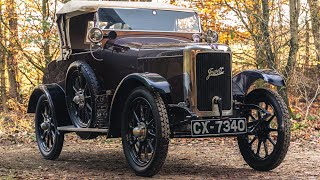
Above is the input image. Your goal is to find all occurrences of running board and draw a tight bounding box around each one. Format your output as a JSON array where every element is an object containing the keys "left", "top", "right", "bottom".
[{"left": 57, "top": 126, "right": 109, "bottom": 133}]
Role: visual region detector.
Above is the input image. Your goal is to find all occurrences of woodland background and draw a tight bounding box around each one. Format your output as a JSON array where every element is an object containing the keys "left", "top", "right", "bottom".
[{"left": 0, "top": 0, "right": 319, "bottom": 143}]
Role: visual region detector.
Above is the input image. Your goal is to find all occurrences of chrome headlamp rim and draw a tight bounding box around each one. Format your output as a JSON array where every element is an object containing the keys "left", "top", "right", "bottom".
[
  {"left": 206, "top": 30, "right": 219, "bottom": 43},
  {"left": 87, "top": 27, "right": 104, "bottom": 43}
]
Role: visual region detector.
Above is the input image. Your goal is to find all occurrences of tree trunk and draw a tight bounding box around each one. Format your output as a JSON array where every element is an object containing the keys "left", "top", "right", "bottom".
[
  {"left": 286, "top": 0, "right": 300, "bottom": 79},
  {"left": 279, "top": 0, "right": 300, "bottom": 115},
  {"left": 6, "top": 0, "right": 19, "bottom": 100},
  {"left": 42, "top": 0, "right": 50, "bottom": 65},
  {"left": 251, "top": 0, "right": 267, "bottom": 69},
  {"left": 0, "top": 1, "right": 8, "bottom": 112},
  {"left": 305, "top": 19, "right": 310, "bottom": 68},
  {"left": 307, "top": 0, "right": 320, "bottom": 65},
  {"left": 261, "top": 0, "right": 276, "bottom": 69}
]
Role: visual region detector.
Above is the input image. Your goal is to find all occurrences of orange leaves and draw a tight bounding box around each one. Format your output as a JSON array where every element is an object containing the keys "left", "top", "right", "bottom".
[{"left": 185, "top": 0, "right": 251, "bottom": 44}]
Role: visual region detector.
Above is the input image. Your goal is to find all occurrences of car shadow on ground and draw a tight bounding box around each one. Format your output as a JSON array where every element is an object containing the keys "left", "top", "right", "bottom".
[
  {"left": 1, "top": 144, "right": 280, "bottom": 178},
  {"left": 160, "top": 162, "right": 274, "bottom": 178},
  {"left": 54, "top": 149, "right": 278, "bottom": 178}
]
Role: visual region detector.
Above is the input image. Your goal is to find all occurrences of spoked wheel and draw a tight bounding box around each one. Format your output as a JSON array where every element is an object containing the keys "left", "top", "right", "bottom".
[
  {"left": 66, "top": 61, "right": 101, "bottom": 139},
  {"left": 35, "top": 95, "right": 64, "bottom": 160},
  {"left": 122, "top": 87, "right": 170, "bottom": 177},
  {"left": 238, "top": 88, "right": 290, "bottom": 171},
  {"left": 68, "top": 69, "right": 93, "bottom": 127}
]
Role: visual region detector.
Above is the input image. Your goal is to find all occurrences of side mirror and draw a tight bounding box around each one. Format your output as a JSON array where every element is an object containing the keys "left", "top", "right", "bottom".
[{"left": 88, "top": 27, "right": 104, "bottom": 43}]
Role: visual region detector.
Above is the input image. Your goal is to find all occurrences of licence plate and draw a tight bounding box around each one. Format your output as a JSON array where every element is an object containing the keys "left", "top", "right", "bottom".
[{"left": 191, "top": 118, "right": 247, "bottom": 137}]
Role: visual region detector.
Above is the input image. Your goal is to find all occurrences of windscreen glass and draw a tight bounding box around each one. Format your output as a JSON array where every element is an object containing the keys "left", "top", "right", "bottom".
[{"left": 97, "top": 8, "right": 200, "bottom": 32}]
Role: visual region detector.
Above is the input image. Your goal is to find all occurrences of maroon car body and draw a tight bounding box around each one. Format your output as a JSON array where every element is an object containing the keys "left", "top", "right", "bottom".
[{"left": 27, "top": 1, "right": 290, "bottom": 177}]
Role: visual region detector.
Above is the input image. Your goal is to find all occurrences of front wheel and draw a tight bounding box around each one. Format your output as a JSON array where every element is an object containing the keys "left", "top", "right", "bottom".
[
  {"left": 238, "top": 88, "right": 290, "bottom": 171},
  {"left": 121, "top": 87, "right": 170, "bottom": 177}
]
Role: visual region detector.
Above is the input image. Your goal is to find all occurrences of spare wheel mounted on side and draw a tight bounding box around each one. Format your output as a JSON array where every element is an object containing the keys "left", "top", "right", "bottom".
[{"left": 66, "top": 60, "right": 102, "bottom": 139}]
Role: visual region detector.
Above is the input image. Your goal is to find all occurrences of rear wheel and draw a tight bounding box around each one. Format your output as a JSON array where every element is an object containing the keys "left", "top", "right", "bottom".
[
  {"left": 35, "top": 95, "right": 64, "bottom": 160},
  {"left": 121, "top": 87, "right": 170, "bottom": 177},
  {"left": 237, "top": 88, "right": 290, "bottom": 171}
]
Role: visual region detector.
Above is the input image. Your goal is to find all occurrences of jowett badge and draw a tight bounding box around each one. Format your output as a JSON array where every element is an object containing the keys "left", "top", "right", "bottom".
[{"left": 206, "top": 67, "right": 225, "bottom": 80}]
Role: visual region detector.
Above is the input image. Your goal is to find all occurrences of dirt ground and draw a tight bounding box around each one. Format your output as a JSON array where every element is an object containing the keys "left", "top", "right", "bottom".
[{"left": 0, "top": 137, "right": 320, "bottom": 179}]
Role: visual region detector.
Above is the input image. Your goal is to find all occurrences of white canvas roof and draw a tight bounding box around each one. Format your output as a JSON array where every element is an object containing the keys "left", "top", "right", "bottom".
[{"left": 57, "top": 0, "right": 196, "bottom": 18}]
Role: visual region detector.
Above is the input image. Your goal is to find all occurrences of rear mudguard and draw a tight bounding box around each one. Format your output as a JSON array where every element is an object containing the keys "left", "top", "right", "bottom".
[
  {"left": 108, "top": 73, "right": 171, "bottom": 137},
  {"left": 232, "top": 69, "right": 285, "bottom": 96},
  {"left": 27, "top": 84, "right": 71, "bottom": 126}
]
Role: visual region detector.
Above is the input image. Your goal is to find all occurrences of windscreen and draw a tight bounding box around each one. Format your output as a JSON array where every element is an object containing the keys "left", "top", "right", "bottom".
[{"left": 97, "top": 8, "right": 200, "bottom": 33}]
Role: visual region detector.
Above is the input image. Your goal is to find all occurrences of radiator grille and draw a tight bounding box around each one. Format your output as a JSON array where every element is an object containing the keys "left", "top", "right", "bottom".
[{"left": 196, "top": 53, "right": 232, "bottom": 111}]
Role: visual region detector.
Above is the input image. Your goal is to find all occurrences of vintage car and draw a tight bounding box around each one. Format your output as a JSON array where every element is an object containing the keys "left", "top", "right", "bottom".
[{"left": 27, "top": 0, "right": 290, "bottom": 177}]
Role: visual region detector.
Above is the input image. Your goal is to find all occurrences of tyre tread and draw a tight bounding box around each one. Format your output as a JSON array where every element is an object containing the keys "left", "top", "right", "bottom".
[
  {"left": 141, "top": 93, "right": 170, "bottom": 176},
  {"left": 121, "top": 87, "right": 170, "bottom": 177}
]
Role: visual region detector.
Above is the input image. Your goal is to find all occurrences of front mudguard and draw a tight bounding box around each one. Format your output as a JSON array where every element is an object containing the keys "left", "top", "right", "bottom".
[
  {"left": 232, "top": 69, "right": 285, "bottom": 96},
  {"left": 27, "top": 84, "right": 71, "bottom": 126},
  {"left": 110, "top": 72, "right": 171, "bottom": 114},
  {"left": 120, "top": 73, "right": 171, "bottom": 94},
  {"left": 108, "top": 73, "right": 171, "bottom": 137}
]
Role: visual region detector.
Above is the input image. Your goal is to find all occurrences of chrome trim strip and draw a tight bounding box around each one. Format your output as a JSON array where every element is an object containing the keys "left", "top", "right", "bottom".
[
  {"left": 138, "top": 55, "right": 183, "bottom": 60},
  {"left": 102, "top": 29, "right": 201, "bottom": 34}
]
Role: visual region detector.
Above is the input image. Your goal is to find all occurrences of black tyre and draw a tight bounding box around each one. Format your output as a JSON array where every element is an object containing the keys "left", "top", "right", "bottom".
[
  {"left": 35, "top": 94, "right": 64, "bottom": 160},
  {"left": 66, "top": 61, "right": 101, "bottom": 139},
  {"left": 237, "top": 88, "right": 290, "bottom": 171},
  {"left": 121, "top": 87, "right": 170, "bottom": 177}
]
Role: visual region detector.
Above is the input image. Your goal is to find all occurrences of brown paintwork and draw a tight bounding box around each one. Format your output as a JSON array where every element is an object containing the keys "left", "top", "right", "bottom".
[
  {"left": 45, "top": 33, "right": 194, "bottom": 105},
  {"left": 106, "top": 30, "right": 195, "bottom": 41}
]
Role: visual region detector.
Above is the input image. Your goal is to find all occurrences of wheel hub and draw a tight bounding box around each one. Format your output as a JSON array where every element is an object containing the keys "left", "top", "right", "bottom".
[
  {"left": 73, "top": 89, "right": 85, "bottom": 108},
  {"left": 40, "top": 122, "right": 50, "bottom": 130},
  {"left": 132, "top": 122, "right": 147, "bottom": 141},
  {"left": 256, "top": 121, "right": 269, "bottom": 139}
]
